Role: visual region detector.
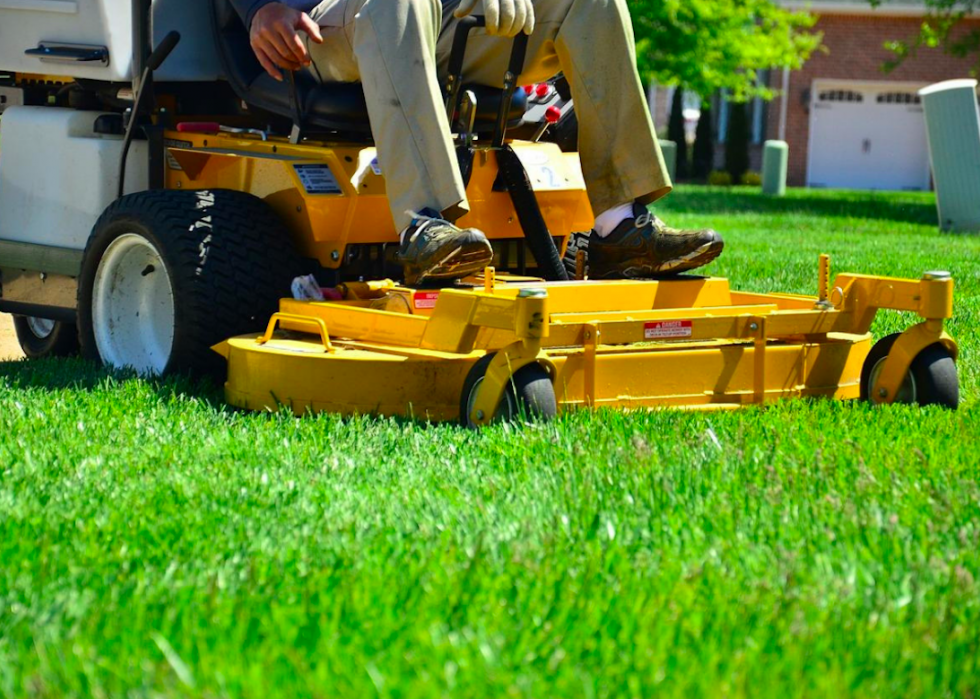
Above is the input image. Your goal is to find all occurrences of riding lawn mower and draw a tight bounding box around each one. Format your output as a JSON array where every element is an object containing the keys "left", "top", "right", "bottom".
[{"left": 0, "top": 0, "right": 959, "bottom": 425}]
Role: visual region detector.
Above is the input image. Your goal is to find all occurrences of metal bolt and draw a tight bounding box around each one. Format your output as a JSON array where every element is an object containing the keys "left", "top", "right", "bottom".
[
  {"left": 878, "top": 388, "right": 888, "bottom": 398},
  {"left": 749, "top": 322, "right": 759, "bottom": 331},
  {"left": 475, "top": 410, "right": 485, "bottom": 420},
  {"left": 331, "top": 250, "right": 340, "bottom": 261}
]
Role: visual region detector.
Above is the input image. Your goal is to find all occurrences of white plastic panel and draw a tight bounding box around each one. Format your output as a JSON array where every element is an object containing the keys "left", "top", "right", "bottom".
[
  {"left": 0, "top": 0, "right": 222, "bottom": 82},
  {"left": 0, "top": 106, "right": 147, "bottom": 251}
]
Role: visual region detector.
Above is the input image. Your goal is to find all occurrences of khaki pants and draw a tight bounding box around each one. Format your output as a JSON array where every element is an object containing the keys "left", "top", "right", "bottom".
[{"left": 306, "top": 0, "right": 671, "bottom": 230}]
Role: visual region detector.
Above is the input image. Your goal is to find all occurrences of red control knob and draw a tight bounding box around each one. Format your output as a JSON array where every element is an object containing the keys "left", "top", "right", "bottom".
[{"left": 545, "top": 106, "right": 562, "bottom": 124}]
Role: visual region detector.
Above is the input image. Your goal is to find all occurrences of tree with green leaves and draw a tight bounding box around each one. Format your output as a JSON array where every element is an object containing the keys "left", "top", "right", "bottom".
[
  {"left": 870, "top": 0, "right": 980, "bottom": 71},
  {"left": 628, "top": 0, "right": 822, "bottom": 101}
]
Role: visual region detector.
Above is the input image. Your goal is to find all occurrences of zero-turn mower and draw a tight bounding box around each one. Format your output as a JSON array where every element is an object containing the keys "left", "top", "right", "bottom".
[{"left": 0, "top": 0, "right": 959, "bottom": 426}]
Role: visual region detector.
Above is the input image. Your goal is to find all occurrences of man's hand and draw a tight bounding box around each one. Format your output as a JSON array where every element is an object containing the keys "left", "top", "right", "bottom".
[
  {"left": 249, "top": 2, "right": 324, "bottom": 81},
  {"left": 454, "top": 0, "right": 535, "bottom": 38}
]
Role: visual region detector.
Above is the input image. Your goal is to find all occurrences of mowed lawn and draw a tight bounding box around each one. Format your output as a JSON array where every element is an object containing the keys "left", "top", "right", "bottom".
[{"left": 1, "top": 187, "right": 979, "bottom": 698}]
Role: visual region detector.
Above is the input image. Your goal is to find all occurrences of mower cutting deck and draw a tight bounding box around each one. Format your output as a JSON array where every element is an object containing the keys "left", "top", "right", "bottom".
[{"left": 213, "top": 256, "right": 958, "bottom": 425}]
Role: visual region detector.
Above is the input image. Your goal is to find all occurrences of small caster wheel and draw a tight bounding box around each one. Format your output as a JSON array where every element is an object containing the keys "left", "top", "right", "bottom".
[
  {"left": 12, "top": 315, "right": 79, "bottom": 359},
  {"left": 860, "top": 332, "right": 958, "bottom": 409},
  {"left": 460, "top": 353, "right": 557, "bottom": 427}
]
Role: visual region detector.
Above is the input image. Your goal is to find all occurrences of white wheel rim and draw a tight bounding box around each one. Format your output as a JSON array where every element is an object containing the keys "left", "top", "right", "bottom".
[
  {"left": 92, "top": 233, "right": 175, "bottom": 375},
  {"left": 25, "top": 316, "right": 55, "bottom": 339},
  {"left": 868, "top": 356, "right": 917, "bottom": 403}
]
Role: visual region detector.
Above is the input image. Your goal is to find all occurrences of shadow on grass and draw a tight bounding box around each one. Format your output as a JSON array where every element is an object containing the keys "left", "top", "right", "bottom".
[
  {"left": 0, "top": 356, "right": 228, "bottom": 409},
  {"left": 0, "top": 356, "right": 456, "bottom": 427},
  {"left": 659, "top": 187, "right": 938, "bottom": 226}
]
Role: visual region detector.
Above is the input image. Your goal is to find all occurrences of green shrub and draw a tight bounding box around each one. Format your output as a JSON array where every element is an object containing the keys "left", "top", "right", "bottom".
[
  {"left": 742, "top": 171, "right": 763, "bottom": 186},
  {"left": 707, "top": 170, "right": 733, "bottom": 186}
]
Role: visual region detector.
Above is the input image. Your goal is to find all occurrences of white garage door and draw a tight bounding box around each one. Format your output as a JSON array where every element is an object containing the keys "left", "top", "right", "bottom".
[{"left": 807, "top": 82, "right": 931, "bottom": 191}]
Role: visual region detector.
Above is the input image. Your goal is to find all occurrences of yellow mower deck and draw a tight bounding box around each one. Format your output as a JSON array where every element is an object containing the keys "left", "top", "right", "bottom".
[{"left": 213, "top": 256, "right": 956, "bottom": 424}]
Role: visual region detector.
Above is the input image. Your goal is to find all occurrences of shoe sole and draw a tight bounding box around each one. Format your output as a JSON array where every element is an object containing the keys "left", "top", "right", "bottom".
[
  {"left": 417, "top": 240, "right": 494, "bottom": 281},
  {"left": 592, "top": 240, "right": 724, "bottom": 280}
]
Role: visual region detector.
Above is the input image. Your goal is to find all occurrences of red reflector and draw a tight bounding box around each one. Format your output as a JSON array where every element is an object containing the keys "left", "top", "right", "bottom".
[
  {"left": 522, "top": 85, "right": 533, "bottom": 95},
  {"left": 545, "top": 106, "right": 562, "bottom": 124},
  {"left": 535, "top": 83, "right": 550, "bottom": 98},
  {"left": 176, "top": 122, "right": 220, "bottom": 133}
]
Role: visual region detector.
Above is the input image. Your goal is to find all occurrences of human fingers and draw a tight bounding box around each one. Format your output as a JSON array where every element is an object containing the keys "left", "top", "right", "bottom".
[
  {"left": 453, "top": 0, "right": 479, "bottom": 18},
  {"left": 523, "top": 0, "right": 535, "bottom": 35},
  {"left": 278, "top": 22, "right": 310, "bottom": 65},
  {"left": 297, "top": 13, "right": 324, "bottom": 44},
  {"left": 503, "top": 0, "right": 523, "bottom": 37},
  {"left": 262, "top": 26, "right": 305, "bottom": 68},
  {"left": 253, "top": 45, "right": 284, "bottom": 81},
  {"left": 483, "top": 0, "right": 500, "bottom": 34}
]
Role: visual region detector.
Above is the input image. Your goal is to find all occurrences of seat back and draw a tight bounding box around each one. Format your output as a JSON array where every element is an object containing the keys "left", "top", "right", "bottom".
[
  {"left": 211, "top": 0, "right": 373, "bottom": 132},
  {"left": 209, "top": 0, "right": 526, "bottom": 135}
]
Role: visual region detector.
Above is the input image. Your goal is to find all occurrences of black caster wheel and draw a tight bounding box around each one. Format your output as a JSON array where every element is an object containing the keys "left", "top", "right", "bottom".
[
  {"left": 460, "top": 353, "right": 557, "bottom": 427},
  {"left": 860, "top": 332, "right": 958, "bottom": 409}
]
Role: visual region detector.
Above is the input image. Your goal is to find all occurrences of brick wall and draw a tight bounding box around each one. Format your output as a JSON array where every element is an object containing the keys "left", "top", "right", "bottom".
[{"left": 766, "top": 14, "right": 980, "bottom": 186}]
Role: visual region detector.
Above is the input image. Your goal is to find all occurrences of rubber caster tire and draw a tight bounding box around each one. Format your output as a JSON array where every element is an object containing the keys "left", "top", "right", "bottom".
[
  {"left": 860, "top": 332, "right": 959, "bottom": 409},
  {"left": 12, "top": 316, "right": 79, "bottom": 358},
  {"left": 460, "top": 353, "right": 557, "bottom": 427},
  {"left": 77, "top": 189, "right": 303, "bottom": 376}
]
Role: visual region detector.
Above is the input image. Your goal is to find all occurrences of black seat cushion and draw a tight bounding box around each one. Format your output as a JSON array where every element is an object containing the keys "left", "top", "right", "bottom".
[{"left": 211, "top": 0, "right": 526, "bottom": 133}]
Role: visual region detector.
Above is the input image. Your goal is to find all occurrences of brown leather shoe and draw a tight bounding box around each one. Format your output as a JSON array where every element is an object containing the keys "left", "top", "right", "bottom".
[{"left": 585, "top": 203, "right": 724, "bottom": 279}]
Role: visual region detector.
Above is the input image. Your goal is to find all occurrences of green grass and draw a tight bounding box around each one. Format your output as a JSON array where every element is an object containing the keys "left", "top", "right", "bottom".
[{"left": 1, "top": 187, "right": 979, "bottom": 698}]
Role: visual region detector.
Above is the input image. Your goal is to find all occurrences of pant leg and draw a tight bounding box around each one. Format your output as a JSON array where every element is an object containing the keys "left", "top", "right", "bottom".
[
  {"left": 436, "top": 0, "right": 672, "bottom": 215},
  {"left": 306, "top": 0, "right": 468, "bottom": 230}
]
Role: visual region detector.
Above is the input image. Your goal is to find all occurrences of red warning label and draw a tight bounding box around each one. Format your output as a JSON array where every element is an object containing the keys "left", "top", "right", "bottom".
[
  {"left": 644, "top": 320, "right": 693, "bottom": 340},
  {"left": 414, "top": 291, "right": 440, "bottom": 310}
]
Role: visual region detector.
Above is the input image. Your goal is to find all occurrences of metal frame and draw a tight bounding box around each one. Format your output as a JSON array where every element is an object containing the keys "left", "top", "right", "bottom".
[{"left": 213, "top": 256, "right": 957, "bottom": 422}]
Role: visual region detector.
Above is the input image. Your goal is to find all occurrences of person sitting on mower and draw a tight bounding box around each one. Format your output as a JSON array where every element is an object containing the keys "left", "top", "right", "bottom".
[{"left": 231, "top": 0, "right": 724, "bottom": 284}]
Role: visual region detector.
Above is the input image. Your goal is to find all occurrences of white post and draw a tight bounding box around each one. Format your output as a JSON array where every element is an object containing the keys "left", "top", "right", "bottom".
[{"left": 919, "top": 79, "right": 980, "bottom": 232}]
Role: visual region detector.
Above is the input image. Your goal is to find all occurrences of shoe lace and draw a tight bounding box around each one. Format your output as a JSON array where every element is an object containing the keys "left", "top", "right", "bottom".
[
  {"left": 634, "top": 211, "right": 655, "bottom": 229},
  {"left": 404, "top": 209, "right": 442, "bottom": 244}
]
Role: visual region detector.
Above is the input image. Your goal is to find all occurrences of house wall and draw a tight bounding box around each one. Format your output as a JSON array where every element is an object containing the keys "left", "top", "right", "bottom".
[{"left": 767, "top": 13, "right": 980, "bottom": 186}]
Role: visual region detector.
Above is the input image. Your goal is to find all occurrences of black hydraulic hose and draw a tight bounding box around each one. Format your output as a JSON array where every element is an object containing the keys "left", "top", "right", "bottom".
[{"left": 497, "top": 145, "right": 568, "bottom": 281}]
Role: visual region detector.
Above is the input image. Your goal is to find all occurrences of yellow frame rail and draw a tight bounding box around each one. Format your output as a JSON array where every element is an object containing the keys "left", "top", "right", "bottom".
[{"left": 213, "top": 257, "right": 957, "bottom": 421}]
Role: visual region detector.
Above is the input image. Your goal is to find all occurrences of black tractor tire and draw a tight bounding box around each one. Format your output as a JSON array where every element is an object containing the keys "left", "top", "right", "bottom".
[
  {"left": 77, "top": 189, "right": 303, "bottom": 376},
  {"left": 459, "top": 352, "right": 558, "bottom": 427},
  {"left": 12, "top": 316, "right": 79, "bottom": 359},
  {"left": 860, "top": 332, "right": 959, "bottom": 409}
]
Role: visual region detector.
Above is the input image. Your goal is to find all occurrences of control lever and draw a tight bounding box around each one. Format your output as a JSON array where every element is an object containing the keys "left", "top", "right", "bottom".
[
  {"left": 117, "top": 31, "right": 181, "bottom": 198},
  {"left": 445, "top": 16, "right": 528, "bottom": 147},
  {"left": 459, "top": 90, "right": 477, "bottom": 148}
]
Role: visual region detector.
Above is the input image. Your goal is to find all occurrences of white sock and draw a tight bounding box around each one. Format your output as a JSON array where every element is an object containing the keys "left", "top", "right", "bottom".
[{"left": 593, "top": 203, "right": 634, "bottom": 238}]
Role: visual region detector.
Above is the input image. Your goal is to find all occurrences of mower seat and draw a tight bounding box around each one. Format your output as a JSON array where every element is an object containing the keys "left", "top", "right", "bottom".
[{"left": 211, "top": 0, "right": 527, "bottom": 134}]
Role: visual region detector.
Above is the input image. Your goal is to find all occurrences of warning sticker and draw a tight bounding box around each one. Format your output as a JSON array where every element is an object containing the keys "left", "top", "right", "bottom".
[
  {"left": 294, "top": 164, "right": 342, "bottom": 194},
  {"left": 164, "top": 138, "right": 193, "bottom": 171},
  {"left": 644, "top": 320, "right": 693, "bottom": 340},
  {"left": 414, "top": 291, "right": 440, "bottom": 310}
]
